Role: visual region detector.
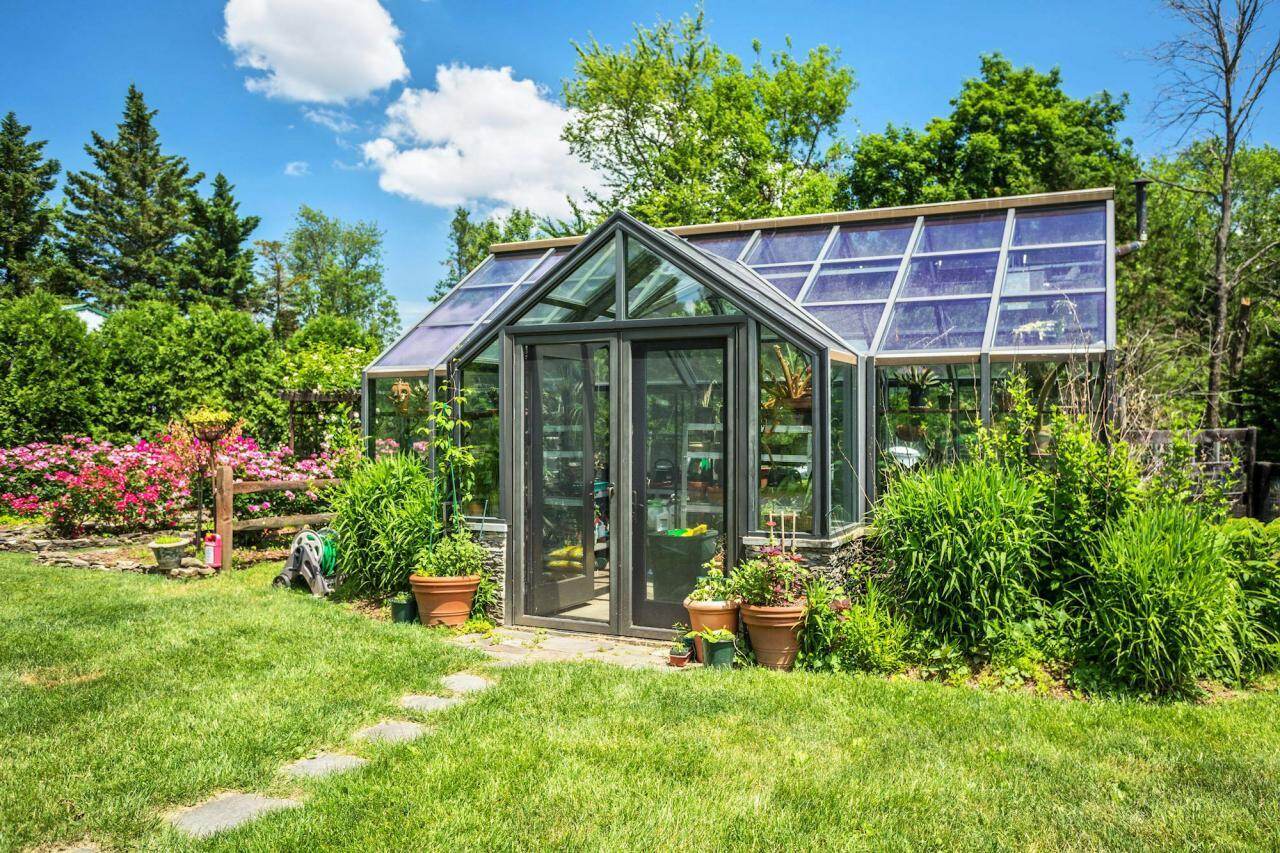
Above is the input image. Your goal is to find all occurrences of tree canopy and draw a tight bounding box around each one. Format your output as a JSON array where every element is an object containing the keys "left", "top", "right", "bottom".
[{"left": 0, "top": 112, "right": 61, "bottom": 297}]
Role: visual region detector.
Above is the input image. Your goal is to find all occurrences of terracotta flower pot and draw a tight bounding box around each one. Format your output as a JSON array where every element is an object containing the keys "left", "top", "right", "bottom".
[
  {"left": 409, "top": 574, "right": 481, "bottom": 627},
  {"left": 740, "top": 602, "right": 806, "bottom": 671},
  {"left": 684, "top": 598, "right": 739, "bottom": 661},
  {"left": 668, "top": 649, "right": 692, "bottom": 668}
]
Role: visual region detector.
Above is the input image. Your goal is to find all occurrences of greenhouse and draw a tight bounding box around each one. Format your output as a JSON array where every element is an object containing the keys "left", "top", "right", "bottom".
[{"left": 364, "top": 187, "right": 1118, "bottom": 638}]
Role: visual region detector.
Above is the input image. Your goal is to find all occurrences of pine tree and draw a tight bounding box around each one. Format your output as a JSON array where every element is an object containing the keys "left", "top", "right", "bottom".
[
  {"left": 253, "top": 239, "right": 301, "bottom": 340},
  {"left": 0, "top": 112, "right": 61, "bottom": 296},
  {"left": 182, "top": 173, "right": 261, "bottom": 310},
  {"left": 62, "top": 85, "right": 202, "bottom": 308}
]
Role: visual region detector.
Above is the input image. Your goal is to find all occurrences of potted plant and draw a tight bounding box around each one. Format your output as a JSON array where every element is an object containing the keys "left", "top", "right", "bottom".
[
  {"left": 390, "top": 592, "right": 419, "bottom": 624},
  {"left": 897, "top": 365, "right": 939, "bottom": 409},
  {"left": 683, "top": 552, "right": 738, "bottom": 661},
  {"left": 148, "top": 535, "right": 188, "bottom": 573},
  {"left": 692, "top": 628, "right": 736, "bottom": 668},
  {"left": 733, "top": 544, "right": 810, "bottom": 671},
  {"left": 668, "top": 633, "right": 693, "bottom": 668},
  {"left": 410, "top": 526, "right": 488, "bottom": 627}
]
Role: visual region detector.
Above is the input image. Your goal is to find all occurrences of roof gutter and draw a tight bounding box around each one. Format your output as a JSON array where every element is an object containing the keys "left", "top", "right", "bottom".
[{"left": 1115, "top": 178, "right": 1151, "bottom": 259}]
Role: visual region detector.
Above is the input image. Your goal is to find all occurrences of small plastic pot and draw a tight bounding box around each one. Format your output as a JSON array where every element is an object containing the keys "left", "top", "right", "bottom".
[
  {"left": 390, "top": 596, "right": 419, "bottom": 624},
  {"left": 702, "top": 639, "right": 735, "bottom": 669}
]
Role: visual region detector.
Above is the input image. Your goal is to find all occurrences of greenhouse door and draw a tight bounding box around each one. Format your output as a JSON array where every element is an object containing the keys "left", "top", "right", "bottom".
[{"left": 516, "top": 331, "right": 734, "bottom": 638}]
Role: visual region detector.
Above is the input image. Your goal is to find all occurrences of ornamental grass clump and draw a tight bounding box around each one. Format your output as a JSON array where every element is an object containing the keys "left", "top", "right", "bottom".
[
  {"left": 874, "top": 459, "right": 1048, "bottom": 648},
  {"left": 1086, "top": 503, "right": 1243, "bottom": 695}
]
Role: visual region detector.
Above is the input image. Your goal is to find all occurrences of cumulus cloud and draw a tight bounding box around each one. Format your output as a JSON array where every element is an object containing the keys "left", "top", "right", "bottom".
[
  {"left": 283, "top": 160, "right": 310, "bottom": 176},
  {"left": 224, "top": 0, "right": 409, "bottom": 104},
  {"left": 361, "top": 64, "right": 601, "bottom": 218}
]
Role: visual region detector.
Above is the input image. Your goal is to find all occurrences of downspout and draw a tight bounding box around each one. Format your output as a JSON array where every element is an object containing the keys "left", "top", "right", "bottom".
[{"left": 1115, "top": 177, "right": 1151, "bottom": 258}]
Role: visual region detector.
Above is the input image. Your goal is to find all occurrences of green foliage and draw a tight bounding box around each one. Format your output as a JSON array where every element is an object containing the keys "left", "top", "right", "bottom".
[
  {"left": 279, "top": 343, "right": 368, "bottom": 392},
  {"left": 874, "top": 459, "right": 1047, "bottom": 647},
  {"left": 0, "top": 293, "right": 100, "bottom": 445},
  {"left": 562, "top": 9, "right": 853, "bottom": 226},
  {"left": 61, "top": 85, "right": 202, "bottom": 308},
  {"left": 253, "top": 239, "right": 300, "bottom": 340},
  {"left": 841, "top": 53, "right": 1135, "bottom": 208},
  {"left": 835, "top": 583, "right": 910, "bottom": 674},
  {"left": 413, "top": 527, "right": 488, "bottom": 578},
  {"left": 1138, "top": 422, "right": 1233, "bottom": 521},
  {"left": 180, "top": 173, "right": 260, "bottom": 311},
  {"left": 286, "top": 314, "right": 379, "bottom": 354},
  {"left": 730, "top": 549, "right": 809, "bottom": 607},
  {"left": 332, "top": 454, "right": 442, "bottom": 596},
  {"left": 0, "top": 111, "right": 61, "bottom": 296},
  {"left": 1220, "top": 517, "right": 1280, "bottom": 672},
  {"left": 1086, "top": 503, "right": 1242, "bottom": 695}
]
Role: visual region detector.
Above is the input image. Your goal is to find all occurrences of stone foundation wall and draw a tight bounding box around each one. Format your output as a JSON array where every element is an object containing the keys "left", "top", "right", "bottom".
[{"left": 469, "top": 524, "right": 507, "bottom": 623}]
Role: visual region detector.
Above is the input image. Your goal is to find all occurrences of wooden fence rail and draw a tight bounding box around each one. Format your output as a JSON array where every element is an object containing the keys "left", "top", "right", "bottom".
[{"left": 212, "top": 465, "right": 340, "bottom": 570}]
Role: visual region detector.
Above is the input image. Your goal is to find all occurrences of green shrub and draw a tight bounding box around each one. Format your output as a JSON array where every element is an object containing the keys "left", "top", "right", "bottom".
[
  {"left": 1086, "top": 503, "right": 1242, "bottom": 695},
  {"left": 332, "top": 454, "right": 444, "bottom": 596},
  {"left": 1220, "top": 517, "right": 1280, "bottom": 672},
  {"left": 874, "top": 459, "right": 1047, "bottom": 647},
  {"left": 414, "top": 527, "right": 496, "bottom": 619},
  {"left": 837, "top": 583, "right": 910, "bottom": 674}
]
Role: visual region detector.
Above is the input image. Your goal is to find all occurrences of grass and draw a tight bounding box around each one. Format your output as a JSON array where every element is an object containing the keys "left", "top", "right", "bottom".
[{"left": 2, "top": 556, "right": 1279, "bottom": 850}]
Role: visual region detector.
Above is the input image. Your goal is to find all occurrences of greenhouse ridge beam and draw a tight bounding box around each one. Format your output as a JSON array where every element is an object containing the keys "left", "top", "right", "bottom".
[{"left": 488, "top": 188, "right": 1115, "bottom": 254}]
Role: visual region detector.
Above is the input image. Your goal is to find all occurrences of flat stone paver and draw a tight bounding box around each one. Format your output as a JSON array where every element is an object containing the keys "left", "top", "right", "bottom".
[
  {"left": 167, "top": 793, "right": 301, "bottom": 838},
  {"left": 400, "top": 694, "right": 463, "bottom": 713},
  {"left": 353, "top": 720, "right": 427, "bottom": 744},
  {"left": 441, "top": 673, "right": 493, "bottom": 694},
  {"left": 541, "top": 635, "right": 604, "bottom": 654},
  {"left": 281, "top": 752, "right": 368, "bottom": 778}
]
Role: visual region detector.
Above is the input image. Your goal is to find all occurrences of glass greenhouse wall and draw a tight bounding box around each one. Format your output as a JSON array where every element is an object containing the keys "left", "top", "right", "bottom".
[{"left": 364, "top": 188, "right": 1117, "bottom": 638}]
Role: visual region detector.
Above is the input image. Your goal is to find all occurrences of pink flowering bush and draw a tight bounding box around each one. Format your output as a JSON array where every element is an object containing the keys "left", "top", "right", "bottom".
[{"left": 0, "top": 434, "right": 340, "bottom": 534}]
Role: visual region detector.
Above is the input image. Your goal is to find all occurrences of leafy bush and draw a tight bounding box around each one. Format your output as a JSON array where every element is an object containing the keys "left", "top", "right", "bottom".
[
  {"left": 414, "top": 528, "right": 488, "bottom": 577},
  {"left": 1220, "top": 517, "right": 1280, "bottom": 672},
  {"left": 837, "top": 583, "right": 910, "bottom": 674},
  {"left": 333, "top": 453, "right": 444, "bottom": 597},
  {"left": 1086, "top": 503, "right": 1242, "bottom": 695},
  {"left": 875, "top": 459, "right": 1047, "bottom": 647},
  {"left": 731, "top": 545, "right": 809, "bottom": 606}
]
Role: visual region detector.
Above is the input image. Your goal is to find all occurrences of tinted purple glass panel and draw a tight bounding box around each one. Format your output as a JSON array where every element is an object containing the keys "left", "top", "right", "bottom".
[
  {"left": 427, "top": 286, "right": 509, "bottom": 325},
  {"left": 916, "top": 213, "right": 1006, "bottom": 253},
  {"left": 826, "top": 221, "right": 913, "bottom": 259},
  {"left": 804, "top": 259, "right": 899, "bottom": 303},
  {"left": 686, "top": 233, "right": 750, "bottom": 260},
  {"left": 806, "top": 303, "right": 885, "bottom": 350},
  {"left": 881, "top": 298, "right": 990, "bottom": 351},
  {"left": 1013, "top": 205, "right": 1105, "bottom": 246},
  {"left": 377, "top": 324, "right": 470, "bottom": 368},
  {"left": 901, "top": 251, "right": 1000, "bottom": 297},
  {"left": 755, "top": 264, "right": 812, "bottom": 299},
  {"left": 993, "top": 292, "right": 1105, "bottom": 348},
  {"left": 464, "top": 252, "right": 541, "bottom": 287},
  {"left": 745, "top": 227, "right": 830, "bottom": 264},
  {"left": 525, "top": 249, "right": 568, "bottom": 282},
  {"left": 1003, "top": 244, "right": 1106, "bottom": 294}
]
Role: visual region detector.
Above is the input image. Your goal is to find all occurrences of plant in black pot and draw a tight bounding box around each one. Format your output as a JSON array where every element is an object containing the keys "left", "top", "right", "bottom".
[
  {"left": 390, "top": 592, "right": 419, "bottom": 624},
  {"left": 690, "top": 627, "right": 736, "bottom": 668}
]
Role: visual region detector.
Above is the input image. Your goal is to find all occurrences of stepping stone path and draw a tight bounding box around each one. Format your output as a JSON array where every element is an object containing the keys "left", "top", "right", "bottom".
[
  {"left": 441, "top": 673, "right": 494, "bottom": 694},
  {"left": 281, "top": 752, "right": 368, "bottom": 779},
  {"left": 167, "top": 793, "right": 301, "bottom": 838},
  {"left": 445, "top": 627, "right": 669, "bottom": 669},
  {"left": 400, "top": 693, "right": 463, "bottom": 712},
  {"left": 353, "top": 720, "right": 427, "bottom": 744}
]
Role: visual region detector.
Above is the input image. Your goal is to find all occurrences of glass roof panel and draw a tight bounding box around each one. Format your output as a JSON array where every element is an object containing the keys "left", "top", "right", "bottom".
[
  {"left": 685, "top": 233, "right": 750, "bottom": 260},
  {"left": 426, "top": 285, "right": 509, "bottom": 325},
  {"left": 993, "top": 292, "right": 1105, "bottom": 348},
  {"left": 1003, "top": 244, "right": 1106, "bottom": 294},
  {"left": 755, "top": 263, "right": 812, "bottom": 299},
  {"left": 881, "top": 297, "right": 990, "bottom": 351},
  {"left": 515, "top": 239, "right": 617, "bottom": 325},
  {"left": 915, "top": 213, "right": 1005, "bottom": 253},
  {"left": 806, "top": 303, "right": 885, "bottom": 350},
  {"left": 463, "top": 252, "right": 541, "bottom": 288},
  {"left": 901, "top": 251, "right": 1000, "bottom": 298},
  {"left": 804, "top": 259, "right": 899, "bottom": 303},
  {"left": 1013, "top": 205, "right": 1105, "bottom": 246},
  {"left": 626, "top": 236, "right": 742, "bottom": 319},
  {"left": 745, "top": 226, "right": 830, "bottom": 265},
  {"left": 376, "top": 323, "right": 470, "bottom": 368},
  {"left": 525, "top": 249, "right": 568, "bottom": 282},
  {"left": 826, "top": 221, "right": 914, "bottom": 259}
]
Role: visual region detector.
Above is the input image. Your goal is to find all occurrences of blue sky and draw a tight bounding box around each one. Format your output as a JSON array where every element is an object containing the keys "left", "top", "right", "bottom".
[{"left": 3, "top": 1, "right": 1276, "bottom": 330}]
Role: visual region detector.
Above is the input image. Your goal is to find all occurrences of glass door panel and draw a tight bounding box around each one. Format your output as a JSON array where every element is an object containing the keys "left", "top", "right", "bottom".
[
  {"left": 631, "top": 340, "right": 728, "bottom": 630},
  {"left": 524, "top": 342, "right": 612, "bottom": 625}
]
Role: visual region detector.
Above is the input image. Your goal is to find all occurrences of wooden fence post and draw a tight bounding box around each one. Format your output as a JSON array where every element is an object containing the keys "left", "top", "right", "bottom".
[{"left": 214, "top": 465, "right": 233, "bottom": 571}]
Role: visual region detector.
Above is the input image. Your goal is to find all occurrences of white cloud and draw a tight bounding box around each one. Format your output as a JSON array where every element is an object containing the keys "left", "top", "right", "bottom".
[
  {"left": 361, "top": 64, "right": 601, "bottom": 219},
  {"left": 224, "top": 0, "right": 409, "bottom": 104},
  {"left": 283, "top": 160, "right": 310, "bottom": 176},
  {"left": 303, "top": 107, "right": 357, "bottom": 133}
]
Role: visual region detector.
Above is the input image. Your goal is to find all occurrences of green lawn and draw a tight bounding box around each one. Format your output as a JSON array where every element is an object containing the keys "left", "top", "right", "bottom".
[{"left": 3, "top": 555, "right": 1279, "bottom": 851}]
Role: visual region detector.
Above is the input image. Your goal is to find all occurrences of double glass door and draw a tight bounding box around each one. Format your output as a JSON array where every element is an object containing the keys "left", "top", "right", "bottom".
[{"left": 520, "top": 334, "right": 730, "bottom": 636}]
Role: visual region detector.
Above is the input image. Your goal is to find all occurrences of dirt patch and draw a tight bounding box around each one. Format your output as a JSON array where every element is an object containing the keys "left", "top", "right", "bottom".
[
  {"left": 344, "top": 597, "right": 388, "bottom": 621},
  {"left": 18, "top": 668, "right": 104, "bottom": 689}
]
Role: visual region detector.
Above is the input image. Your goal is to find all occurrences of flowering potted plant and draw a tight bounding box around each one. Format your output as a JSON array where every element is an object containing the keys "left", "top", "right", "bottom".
[
  {"left": 410, "top": 527, "right": 488, "bottom": 627},
  {"left": 148, "top": 534, "right": 188, "bottom": 572},
  {"left": 690, "top": 627, "right": 736, "bottom": 669},
  {"left": 683, "top": 550, "right": 738, "bottom": 662},
  {"left": 732, "top": 540, "right": 810, "bottom": 670}
]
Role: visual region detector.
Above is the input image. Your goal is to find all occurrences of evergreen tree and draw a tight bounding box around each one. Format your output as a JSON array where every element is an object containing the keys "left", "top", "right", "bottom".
[
  {"left": 62, "top": 84, "right": 201, "bottom": 308},
  {"left": 0, "top": 112, "right": 61, "bottom": 296},
  {"left": 182, "top": 173, "right": 261, "bottom": 310}
]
